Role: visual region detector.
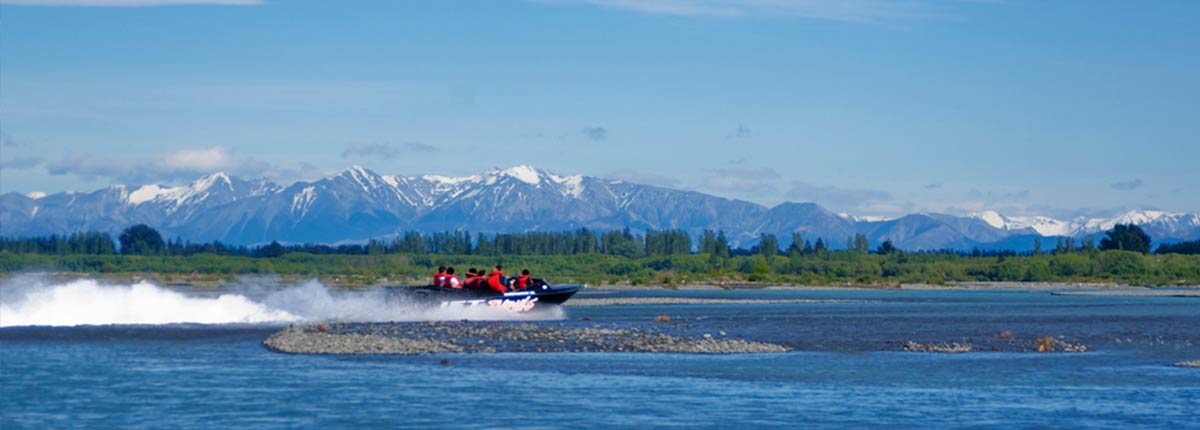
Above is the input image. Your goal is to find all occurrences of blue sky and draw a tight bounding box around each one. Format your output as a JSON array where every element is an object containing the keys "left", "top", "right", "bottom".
[{"left": 1, "top": 0, "right": 1197, "bottom": 218}]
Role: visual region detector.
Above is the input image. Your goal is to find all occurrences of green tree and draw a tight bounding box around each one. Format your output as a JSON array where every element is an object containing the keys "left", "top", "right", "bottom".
[
  {"left": 256, "top": 241, "right": 287, "bottom": 258},
  {"left": 759, "top": 234, "right": 779, "bottom": 264},
  {"left": 787, "top": 233, "right": 804, "bottom": 256},
  {"left": 118, "top": 224, "right": 164, "bottom": 255},
  {"left": 714, "top": 231, "right": 730, "bottom": 258},
  {"left": 877, "top": 239, "right": 896, "bottom": 254},
  {"left": 1099, "top": 224, "right": 1151, "bottom": 254}
]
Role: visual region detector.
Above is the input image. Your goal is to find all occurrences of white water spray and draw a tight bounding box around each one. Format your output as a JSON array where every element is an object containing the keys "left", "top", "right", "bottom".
[{"left": 0, "top": 276, "right": 564, "bottom": 327}]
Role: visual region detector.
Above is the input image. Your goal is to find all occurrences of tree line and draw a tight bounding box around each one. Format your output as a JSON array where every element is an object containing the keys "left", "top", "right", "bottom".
[
  {"left": 3, "top": 224, "right": 1199, "bottom": 285},
  {"left": 2, "top": 223, "right": 1194, "bottom": 258}
]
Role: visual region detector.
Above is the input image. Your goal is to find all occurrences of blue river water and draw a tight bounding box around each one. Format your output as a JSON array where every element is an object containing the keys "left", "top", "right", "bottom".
[{"left": 2, "top": 286, "right": 1199, "bottom": 429}]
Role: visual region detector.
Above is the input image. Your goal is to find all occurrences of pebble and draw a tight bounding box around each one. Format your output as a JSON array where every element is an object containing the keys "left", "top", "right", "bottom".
[
  {"left": 263, "top": 322, "right": 790, "bottom": 355},
  {"left": 902, "top": 337, "right": 1088, "bottom": 353},
  {"left": 902, "top": 341, "right": 975, "bottom": 353}
]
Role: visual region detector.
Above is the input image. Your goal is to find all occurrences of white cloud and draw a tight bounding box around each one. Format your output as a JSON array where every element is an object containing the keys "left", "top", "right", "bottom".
[
  {"left": 0, "top": 0, "right": 260, "bottom": 6},
  {"left": 534, "top": 0, "right": 948, "bottom": 23},
  {"left": 160, "top": 147, "right": 234, "bottom": 172},
  {"left": 46, "top": 146, "right": 268, "bottom": 184}
]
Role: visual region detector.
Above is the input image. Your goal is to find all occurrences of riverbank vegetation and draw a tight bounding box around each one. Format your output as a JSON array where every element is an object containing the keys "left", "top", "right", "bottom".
[{"left": 2, "top": 225, "right": 1198, "bottom": 286}]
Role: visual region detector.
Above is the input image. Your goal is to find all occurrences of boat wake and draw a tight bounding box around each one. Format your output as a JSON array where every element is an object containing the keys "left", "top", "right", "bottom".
[{"left": 0, "top": 275, "right": 564, "bottom": 327}]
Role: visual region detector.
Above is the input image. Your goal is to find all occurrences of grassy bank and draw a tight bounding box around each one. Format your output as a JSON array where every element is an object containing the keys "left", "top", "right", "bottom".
[{"left": 3, "top": 249, "right": 1198, "bottom": 287}]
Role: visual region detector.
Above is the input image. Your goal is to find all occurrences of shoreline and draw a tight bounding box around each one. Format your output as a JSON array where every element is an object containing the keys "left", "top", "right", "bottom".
[{"left": 3, "top": 272, "right": 1197, "bottom": 292}]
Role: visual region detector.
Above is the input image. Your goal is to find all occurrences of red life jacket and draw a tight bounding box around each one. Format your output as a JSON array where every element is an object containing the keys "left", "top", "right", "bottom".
[
  {"left": 487, "top": 271, "right": 506, "bottom": 293},
  {"left": 445, "top": 275, "right": 462, "bottom": 289},
  {"left": 433, "top": 272, "right": 445, "bottom": 287},
  {"left": 516, "top": 275, "right": 530, "bottom": 289},
  {"left": 465, "top": 275, "right": 482, "bottom": 289}
]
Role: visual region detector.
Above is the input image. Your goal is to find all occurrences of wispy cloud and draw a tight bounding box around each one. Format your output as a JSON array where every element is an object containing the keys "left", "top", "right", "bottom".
[
  {"left": 582, "top": 126, "right": 608, "bottom": 141},
  {"left": 727, "top": 123, "right": 752, "bottom": 139},
  {"left": 0, "top": 157, "right": 43, "bottom": 170},
  {"left": 605, "top": 168, "right": 682, "bottom": 188},
  {"left": 967, "top": 188, "right": 1030, "bottom": 201},
  {"left": 403, "top": 142, "right": 439, "bottom": 153},
  {"left": 786, "top": 181, "right": 892, "bottom": 211},
  {"left": 342, "top": 142, "right": 439, "bottom": 160},
  {"left": 0, "top": 0, "right": 260, "bottom": 5},
  {"left": 924, "top": 182, "right": 943, "bottom": 189},
  {"left": 702, "top": 165, "right": 781, "bottom": 196},
  {"left": 1111, "top": 178, "right": 1143, "bottom": 191},
  {"left": 45, "top": 146, "right": 269, "bottom": 184},
  {"left": 271, "top": 162, "right": 334, "bottom": 185},
  {"left": 534, "top": 0, "right": 951, "bottom": 23}
]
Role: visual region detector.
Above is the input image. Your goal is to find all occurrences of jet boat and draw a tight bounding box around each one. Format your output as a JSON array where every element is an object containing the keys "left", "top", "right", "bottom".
[{"left": 393, "top": 279, "right": 584, "bottom": 311}]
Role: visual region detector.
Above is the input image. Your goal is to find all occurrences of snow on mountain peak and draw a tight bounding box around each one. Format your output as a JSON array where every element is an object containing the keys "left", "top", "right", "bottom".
[
  {"left": 497, "top": 165, "right": 543, "bottom": 185},
  {"left": 549, "top": 174, "right": 585, "bottom": 197},
  {"left": 128, "top": 184, "right": 172, "bottom": 205},
  {"left": 968, "top": 211, "right": 1071, "bottom": 236},
  {"left": 972, "top": 211, "right": 1006, "bottom": 229},
  {"left": 25, "top": 192, "right": 47, "bottom": 199},
  {"left": 339, "top": 165, "right": 386, "bottom": 192},
  {"left": 422, "top": 174, "right": 478, "bottom": 186},
  {"left": 194, "top": 172, "right": 233, "bottom": 191},
  {"left": 1112, "top": 210, "right": 1170, "bottom": 224},
  {"left": 1084, "top": 209, "right": 1193, "bottom": 232},
  {"left": 839, "top": 213, "right": 894, "bottom": 222},
  {"left": 1008, "top": 216, "right": 1071, "bottom": 237}
]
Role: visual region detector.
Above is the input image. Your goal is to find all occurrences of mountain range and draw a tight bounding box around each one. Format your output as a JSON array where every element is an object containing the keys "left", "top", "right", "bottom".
[{"left": 3, "top": 165, "right": 1198, "bottom": 251}]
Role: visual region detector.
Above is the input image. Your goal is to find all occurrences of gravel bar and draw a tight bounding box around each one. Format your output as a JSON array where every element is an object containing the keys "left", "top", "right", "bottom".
[{"left": 264, "top": 322, "right": 791, "bottom": 355}]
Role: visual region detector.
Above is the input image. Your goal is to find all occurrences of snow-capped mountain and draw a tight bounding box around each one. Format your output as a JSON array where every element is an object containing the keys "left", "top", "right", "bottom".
[
  {"left": 969, "top": 210, "right": 1200, "bottom": 242},
  {"left": 3, "top": 166, "right": 1198, "bottom": 250},
  {"left": 970, "top": 211, "right": 1072, "bottom": 237}
]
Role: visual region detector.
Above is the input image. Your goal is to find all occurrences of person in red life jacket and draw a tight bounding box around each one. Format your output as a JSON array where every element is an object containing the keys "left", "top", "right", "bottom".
[
  {"left": 464, "top": 268, "right": 483, "bottom": 289},
  {"left": 514, "top": 269, "right": 531, "bottom": 289},
  {"left": 444, "top": 267, "right": 462, "bottom": 289},
  {"left": 486, "top": 264, "right": 507, "bottom": 293},
  {"left": 433, "top": 266, "right": 446, "bottom": 287}
]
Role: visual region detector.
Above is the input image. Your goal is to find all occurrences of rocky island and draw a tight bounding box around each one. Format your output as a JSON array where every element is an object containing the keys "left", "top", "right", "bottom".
[{"left": 264, "top": 322, "right": 791, "bottom": 355}]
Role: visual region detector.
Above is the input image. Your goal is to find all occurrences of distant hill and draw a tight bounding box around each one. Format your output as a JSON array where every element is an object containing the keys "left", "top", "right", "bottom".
[{"left": 3, "top": 165, "right": 1198, "bottom": 251}]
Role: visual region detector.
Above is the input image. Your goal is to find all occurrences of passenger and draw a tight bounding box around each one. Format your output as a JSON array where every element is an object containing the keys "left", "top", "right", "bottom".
[
  {"left": 445, "top": 267, "right": 462, "bottom": 289},
  {"left": 433, "top": 265, "right": 446, "bottom": 287},
  {"left": 486, "top": 264, "right": 507, "bottom": 293},
  {"left": 465, "top": 268, "right": 483, "bottom": 289},
  {"left": 515, "top": 269, "right": 531, "bottom": 289}
]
